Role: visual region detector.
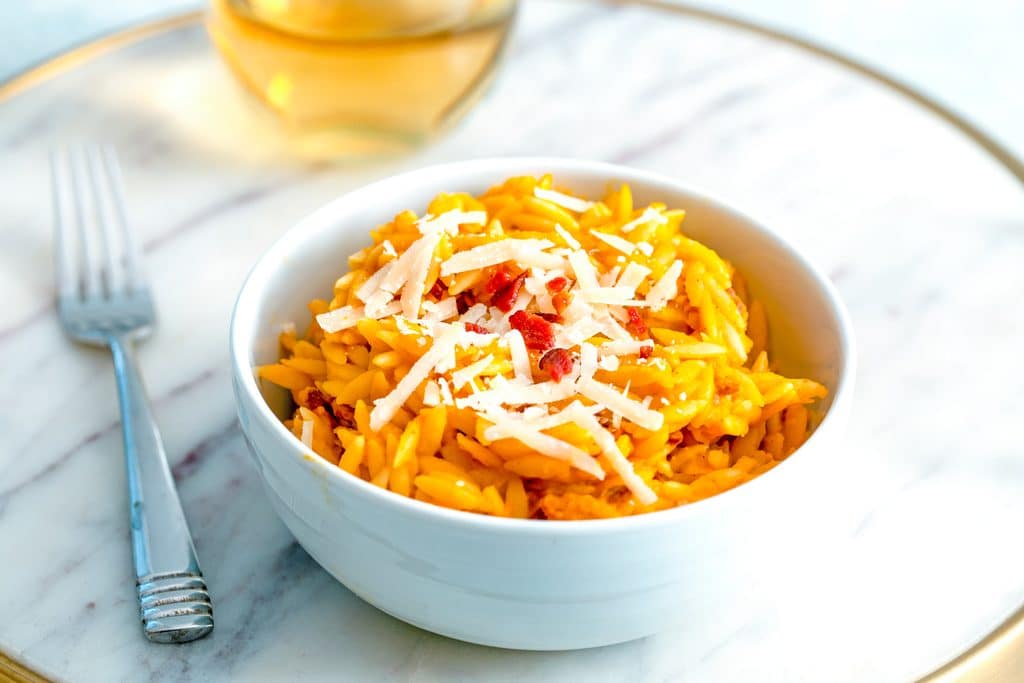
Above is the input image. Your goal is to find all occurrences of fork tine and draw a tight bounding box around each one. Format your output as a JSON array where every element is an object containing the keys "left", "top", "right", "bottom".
[
  {"left": 50, "top": 149, "right": 79, "bottom": 301},
  {"left": 85, "top": 145, "right": 125, "bottom": 295},
  {"left": 99, "top": 146, "right": 142, "bottom": 291},
  {"left": 68, "top": 146, "right": 103, "bottom": 299}
]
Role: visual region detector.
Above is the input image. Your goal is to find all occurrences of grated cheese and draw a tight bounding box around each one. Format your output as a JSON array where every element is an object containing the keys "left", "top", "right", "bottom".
[
  {"left": 601, "top": 339, "right": 655, "bottom": 356},
  {"left": 576, "top": 377, "right": 664, "bottom": 431},
  {"left": 566, "top": 406, "right": 657, "bottom": 505},
  {"left": 400, "top": 231, "right": 442, "bottom": 318},
  {"left": 567, "top": 250, "right": 600, "bottom": 290},
  {"left": 506, "top": 330, "right": 533, "bottom": 384},
  {"left": 620, "top": 207, "right": 668, "bottom": 234},
  {"left": 316, "top": 305, "right": 364, "bottom": 333},
  {"left": 437, "top": 377, "right": 454, "bottom": 405},
  {"left": 487, "top": 400, "right": 601, "bottom": 434},
  {"left": 458, "top": 303, "right": 489, "bottom": 325},
  {"left": 370, "top": 330, "right": 457, "bottom": 431},
  {"left": 645, "top": 259, "right": 683, "bottom": 310},
  {"left": 591, "top": 230, "right": 637, "bottom": 256},
  {"left": 356, "top": 260, "right": 396, "bottom": 304},
  {"left": 300, "top": 419, "right": 314, "bottom": 449},
  {"left": 579, "top": 342, "right": 598, "bottom": 380},
  {"left": 381, "top": 239, "right": 398, "bottom": 257},
  {"left": 554, "top": 224, "right": 581, "bottom": 250},
  {"left": 483, "top": 408, "right": 605, "bottom": 479},
  {"left": 598, "top": 355, "right": 620, "bottom": 371},
  {"left": 423, "top": 381, "right": 441, "bottom": 407},
  {"left": 617, "top": 262, "right": 651, "bottom": 291},
  {"left": 636, "top": 242, "right": 654, "bottom": 257},
  {"left": 456, "top": 376, "right": 578, "bottom": 409},
  {"left": 534, "top": 187, "right": 594, "bottom": 214},
  {"left": 418, "top": 209, "right": 487, "bottom": 236},
  {"left": 451, "top": 354, "right": 494, "bottom": 390},
  {"left": 440, "top": 239, "right": 561, "bottom": 275}
]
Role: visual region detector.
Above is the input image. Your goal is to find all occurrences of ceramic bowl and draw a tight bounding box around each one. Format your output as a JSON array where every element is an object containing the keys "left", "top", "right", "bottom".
[{"left": 230, "top": 158, "right": 856, "bottom": 650}]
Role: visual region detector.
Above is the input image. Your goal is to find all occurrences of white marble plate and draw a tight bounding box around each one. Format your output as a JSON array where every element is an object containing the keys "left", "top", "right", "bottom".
[{"left": 1, "top": 2, "right": 1022, "bottom": 681}]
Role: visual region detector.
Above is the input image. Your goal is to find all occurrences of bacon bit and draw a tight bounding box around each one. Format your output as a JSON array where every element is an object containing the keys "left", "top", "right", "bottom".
[
  {"left": 464, "top": 322, "right": 487, "bottom": 334},
  {"left": 332, "top": 402, "right": 356, "bottom": 429},
  {"left": 638, "top": 345, "right": 653, "bottom": 360},
  {"left": 304, "top": 388, "right": 328, "bottom": 410},
  {"left": 484, "top": 264, "right": 514, "bottom": 294},
  {"left": 551, "top": 291, "right": 571, "bottom": 315},
  {"left": 537, "top": 312, "right": 563, "bottom": 324},
  {"left": 492, "top": 271, "right": 528, "bottom": 312},
  {"left": 456, "top": 291, "right": 477, "bottom": 315},
  {"left": 509, "top": 310, "right": 555, "bottom": 351},
  {"left": 625, "top": 307, "right": 648, "bottom": 338},
  {"left": 546, "top": 276, "right": 569, "bottom": 293},
  {"left": 428, "top": 280, "right": 446, "bottom": 299},
  {"left": 539, "top": 348, "right": 575, "bottom": 382}
]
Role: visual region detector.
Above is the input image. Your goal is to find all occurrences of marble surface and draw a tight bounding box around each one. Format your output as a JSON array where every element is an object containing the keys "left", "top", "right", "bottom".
[{"left": 1, "top": 3, "right": 1023, "bottom": 681}]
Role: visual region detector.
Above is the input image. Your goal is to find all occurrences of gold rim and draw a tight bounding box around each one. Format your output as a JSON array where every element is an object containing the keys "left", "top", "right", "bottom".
[{"left": 0, "top": 3, "right": 1020, "bottom": 680}]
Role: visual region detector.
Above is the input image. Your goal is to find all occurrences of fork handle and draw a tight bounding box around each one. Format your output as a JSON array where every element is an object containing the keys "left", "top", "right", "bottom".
[{"left": 109, "top": 335, "right": 214, "bottom": 644}]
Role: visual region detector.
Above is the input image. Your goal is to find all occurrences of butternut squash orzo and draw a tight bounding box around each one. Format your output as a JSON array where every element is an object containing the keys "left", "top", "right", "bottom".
[{"left": 259, "top": 175, "right": 826, "bottom": 520}]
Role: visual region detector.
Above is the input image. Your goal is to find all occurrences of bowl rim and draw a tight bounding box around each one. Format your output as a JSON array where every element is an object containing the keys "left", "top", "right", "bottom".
[{"left": 229, "top": 156, "right": 857, "bottom": 534}]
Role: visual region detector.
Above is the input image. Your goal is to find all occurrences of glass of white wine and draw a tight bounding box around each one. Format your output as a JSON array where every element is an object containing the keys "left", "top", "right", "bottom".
[{"left": 207, "top": 0, "right": 517, "bottom": 158}]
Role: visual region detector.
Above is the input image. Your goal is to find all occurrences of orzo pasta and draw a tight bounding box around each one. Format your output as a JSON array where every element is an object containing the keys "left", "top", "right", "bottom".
[{"left": 259, "top": 175, "right": 826, "bottom": 520}]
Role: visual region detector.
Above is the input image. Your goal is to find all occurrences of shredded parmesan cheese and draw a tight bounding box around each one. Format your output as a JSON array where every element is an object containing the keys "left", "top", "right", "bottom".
[
  {"left": 418, "top": 209, "right": 487, "bottom": 235},
  {"left": 591, "top": 230, "right": 636, "bottom": 256},
  {"left": 423, "top": 381, "right": 441, "bottom": 407},
  {"left": 483, "top": 409, "right": 605, "bottom": 479},
  {"left": 370, "top": 330, "right": 458, "bottom": 431},
  {"left": 576, "top": 378, "right": 664, "bottom": 431},
  {"left": 620, "top": 207, "right": 668, "bottom": 233},
  {"left": 554, "top": 224, "right": 581, "bottom": 250},
  {"left": 440, "top": 239, "right": 561, "bottom": 275},
  {"left": 451, "top": 354, "right": 494, "bottom": 390},
  {"left": 506, "top": 330, "right": 533, "bottom": 384},
  {"left": 567, "top": 250, "right": 600, "bottom": 290},
  {"left": 316, "top": 306, "right": 363, "bottom": 333},
  {"left": 601, "top": 339, "right": 655, "bottom": 356},
  {"left": 566, "top": 406, "right": 657, "bottom": 504},
  {"left": 617, "top": 262, "right": 651, "bottom": 291},
  {"left": 645, "top": 259, "right": 683, "bottom": 310},
  {"left": 300, "top": 419, "right": 314, "bottom": 449},
  {"left": 534, "top": 187, "right": 594, "bottom": 214}
]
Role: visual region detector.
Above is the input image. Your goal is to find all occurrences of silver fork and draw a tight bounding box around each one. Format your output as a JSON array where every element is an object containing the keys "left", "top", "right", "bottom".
[{"left": 51, "top": 146, "right": 213, "bottom": 644}]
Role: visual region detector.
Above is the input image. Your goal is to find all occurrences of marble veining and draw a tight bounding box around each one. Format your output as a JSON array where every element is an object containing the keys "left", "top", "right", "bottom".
[{"left": 1, "top": 3, "right": 1023, "bottom": 681}]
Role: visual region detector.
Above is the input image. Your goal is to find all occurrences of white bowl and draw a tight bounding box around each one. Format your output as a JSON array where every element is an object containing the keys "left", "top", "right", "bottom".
[{"left": 230, "top": 158, "right": 856, "bottom": 650}]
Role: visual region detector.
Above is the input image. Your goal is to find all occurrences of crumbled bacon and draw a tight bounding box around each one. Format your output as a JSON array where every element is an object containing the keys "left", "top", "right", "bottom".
[
  {"left": 304, "top": 388, "right": 328, "bottom": 410},
  {"left": 551, "top": 291, "right": 571, "bottom": 315},
  {"left": 638, "top": 345, "right": 653, "bottom": 360},
  {"left": 456, "top": 291, "right": 476, "bottom": 315},
  {"left": 484, "top": 264, "right": 514, "bottom": 294},
  {"left": 539, "top": 348, "right": 575, "bottom": 382},
  {"left": 492, "top": 271, "right": 528, "bottom": 312},
  {"left": 546, "top": 276, "right": 569, "bottom": 293},
  {"left": 428, "top": 280, "right": 446, "bottom": 299},
  {"left": 332, "top": 402, "right": 356, "bottom": 429},
  {"left": 537, "top": 312, "right": 563, "bottom": 324},
  {"left": 509, "top": 310, "right": 555, "bottom": 351},
  {"left": 464, "top": 322, "right": 487, "bottom": 334},
  {"left": 625, "top": 307, "right": 648, "bottom": 338}
]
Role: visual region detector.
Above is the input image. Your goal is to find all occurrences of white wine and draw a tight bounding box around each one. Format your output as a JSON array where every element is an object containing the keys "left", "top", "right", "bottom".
[{"left": 208, "top": 0, "right": 516, "bottom": 157}]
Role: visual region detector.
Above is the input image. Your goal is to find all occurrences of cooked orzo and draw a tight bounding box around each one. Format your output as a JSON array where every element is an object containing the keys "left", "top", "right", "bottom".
[{"left": 259, "top": 175, "right": 826, "bottom": 520}]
